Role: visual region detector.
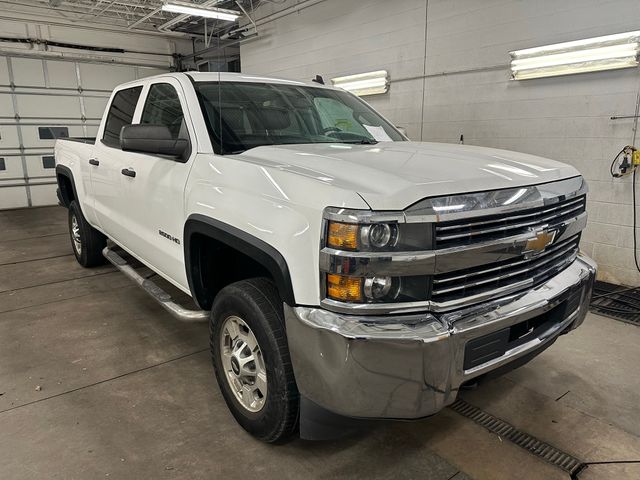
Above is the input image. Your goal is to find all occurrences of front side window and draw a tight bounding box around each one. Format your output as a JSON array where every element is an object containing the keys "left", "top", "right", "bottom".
[
  {"left": 140, "top": 83, "right": 188, "bottom": 140},
  {"left": 102, "top": 86, "right": 142, "bottom": 148},
  {"left": 194, "top": 82, "right": 405, "bottom": 154}
]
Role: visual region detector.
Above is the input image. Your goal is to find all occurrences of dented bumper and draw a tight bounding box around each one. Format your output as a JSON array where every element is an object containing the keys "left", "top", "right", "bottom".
[{"left": 285, "top": 254, "right": 596, "bottom": 419}]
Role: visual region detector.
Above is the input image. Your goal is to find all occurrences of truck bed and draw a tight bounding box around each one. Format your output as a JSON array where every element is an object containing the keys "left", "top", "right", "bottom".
[{"left": 57, "top": 137, "right": 96, "bottom": 144}]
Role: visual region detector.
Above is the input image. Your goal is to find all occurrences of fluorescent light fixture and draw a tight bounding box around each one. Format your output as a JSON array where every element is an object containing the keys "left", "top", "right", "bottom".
[
  {"left": 331, "top": 70, "right": 389, "bottom": 96},
  {"left": 509, "top": 30, "right": 640, "bottom": 80},
  {"left": 162, "top": 1, "right": 240, "bottom": 22}
]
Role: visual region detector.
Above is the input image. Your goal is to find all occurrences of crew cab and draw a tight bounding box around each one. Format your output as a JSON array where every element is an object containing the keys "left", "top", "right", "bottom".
[{"left": 55, "top": 72, "right": 596, "bottom": 442}]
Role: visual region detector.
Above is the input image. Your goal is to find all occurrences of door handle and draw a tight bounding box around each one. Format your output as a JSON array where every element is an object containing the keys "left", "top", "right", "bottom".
[
  {"left": 121, "top": 168, "right": 136, "bottom": 178},
  {"left": 89, "top": 158, "right": 99, "bottom": 166}
]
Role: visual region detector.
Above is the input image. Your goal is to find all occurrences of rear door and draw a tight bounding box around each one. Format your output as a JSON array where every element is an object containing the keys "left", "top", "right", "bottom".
[
  {"left": 116, "top": 78, "right": 196, "bottom": 288},
  {"left": 90, "top": 85, "right": 143, "bottom": 243}
]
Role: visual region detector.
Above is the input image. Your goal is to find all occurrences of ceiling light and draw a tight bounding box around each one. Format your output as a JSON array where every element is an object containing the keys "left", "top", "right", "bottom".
[
  {"left": 162, "top": 1, "right": 240, "bottom": 22},
  {"left": 509, "top": 30, "right": 640, "bottom": 80},
  {"left": 331, "top": 70, "right": 389, "bottom": 96}
]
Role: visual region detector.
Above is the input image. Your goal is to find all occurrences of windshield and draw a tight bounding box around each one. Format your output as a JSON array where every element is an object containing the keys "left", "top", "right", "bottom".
[{"left": 194, "top": 81, "right": 405, "bottom": 154}]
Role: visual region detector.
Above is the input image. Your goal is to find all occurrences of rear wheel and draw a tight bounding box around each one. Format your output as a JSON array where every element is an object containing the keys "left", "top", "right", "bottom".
[
  {"left": 68, "top": 200, "right": 106, "bottom": 267},
  {"left": 210, "top": 278, "right": 299, "bottom": 442}
]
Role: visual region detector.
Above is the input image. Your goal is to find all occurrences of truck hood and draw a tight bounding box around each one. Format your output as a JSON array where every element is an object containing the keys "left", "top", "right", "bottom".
[{"left": 237, "top": 142, "right": 580, "bottom": 210}]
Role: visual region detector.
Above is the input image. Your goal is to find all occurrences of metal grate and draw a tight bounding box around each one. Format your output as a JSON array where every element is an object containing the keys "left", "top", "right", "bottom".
[
  {"left": 432, "top": 234, "right": 580, "bottom": 305},
  {"left": 589, "top": 281, "right": 640, "bottom": 326},
  {"left": 450, "top": 398, "right": 584, "bottom": 476},
  {"left": 435, "top": 195, "right": 586, "bottom": 248}
]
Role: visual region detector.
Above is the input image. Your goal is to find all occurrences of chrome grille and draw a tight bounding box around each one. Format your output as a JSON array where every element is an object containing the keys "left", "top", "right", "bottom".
[
  {"left": 435, "top": 196, "right": 586, "bottom": 249},
  {"left": 431, "top": 234, "right": 581, "bottom": 307}
]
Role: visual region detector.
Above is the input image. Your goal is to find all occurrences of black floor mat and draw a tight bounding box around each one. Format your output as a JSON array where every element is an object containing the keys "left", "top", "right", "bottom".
[{"left": 590, "top": 280, "right": 640, "bottom": 326}]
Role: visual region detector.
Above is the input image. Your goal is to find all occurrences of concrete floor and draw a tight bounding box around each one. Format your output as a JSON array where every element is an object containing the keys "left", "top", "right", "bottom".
[{"left": 1, "top": 206, "right": 639, "bottom": 480}]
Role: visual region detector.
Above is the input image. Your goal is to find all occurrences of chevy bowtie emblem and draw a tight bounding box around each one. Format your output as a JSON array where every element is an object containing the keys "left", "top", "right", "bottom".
[{"left": 524, "top": 229, "right": 556, "bottom": 256}]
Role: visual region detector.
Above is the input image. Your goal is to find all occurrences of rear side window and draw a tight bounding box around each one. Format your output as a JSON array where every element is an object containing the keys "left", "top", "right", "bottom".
[
  {"left": 102, "top": 86, "right": 143, "bottom": 148},
  {"left": 141, "top": 83, "right": 187, "bottom": 140}
]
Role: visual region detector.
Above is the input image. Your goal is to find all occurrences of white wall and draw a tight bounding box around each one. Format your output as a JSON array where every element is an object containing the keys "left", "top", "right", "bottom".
[{"left": 240, "top": 0, "right": 640, "bottom": 286}]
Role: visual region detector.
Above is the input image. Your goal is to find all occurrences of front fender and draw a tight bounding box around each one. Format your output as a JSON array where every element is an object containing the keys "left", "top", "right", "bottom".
[{"left": 184, "top": 154, "right": 369, "bottom": 306}]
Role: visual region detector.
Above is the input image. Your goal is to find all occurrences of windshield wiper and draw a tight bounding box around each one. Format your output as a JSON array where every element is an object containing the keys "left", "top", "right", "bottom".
[{"left": 340, "top": 139, "right": 378, "bottom": 145}]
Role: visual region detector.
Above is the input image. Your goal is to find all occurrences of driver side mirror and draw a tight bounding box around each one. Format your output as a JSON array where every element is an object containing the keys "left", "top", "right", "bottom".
[{"left": 120, "top": 124, "right": 189, "bottom": 162}]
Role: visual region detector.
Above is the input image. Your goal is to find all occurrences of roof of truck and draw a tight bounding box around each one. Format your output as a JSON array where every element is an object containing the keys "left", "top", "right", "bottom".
[{"left": 125, "top": 71, "right": 333, "bottom": 89}]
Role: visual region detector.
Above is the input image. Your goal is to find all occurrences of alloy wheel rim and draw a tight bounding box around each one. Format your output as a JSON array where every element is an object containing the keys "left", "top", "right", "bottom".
[
  {"left": 71, "top": 215, "right": 82, "bottom": 255},
  {"left": 220, "top": 315, "right": 267, "bottom": 413}
]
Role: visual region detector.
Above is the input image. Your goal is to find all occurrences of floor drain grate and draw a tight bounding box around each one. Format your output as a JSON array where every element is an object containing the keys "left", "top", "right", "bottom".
[
  {"left": 589, "top": 281, "right": 640, "bottom": 326},
  {"left": 450, "top": 398, "right": 584, "bottom": 476}
]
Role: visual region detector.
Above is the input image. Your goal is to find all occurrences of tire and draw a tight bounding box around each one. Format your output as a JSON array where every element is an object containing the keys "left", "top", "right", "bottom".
[
  {"left": 68, "top": 200, "right": 107, "bottom": 268},
  {"left": 210, "top": 278, "right": 299, "bottom": 442}
]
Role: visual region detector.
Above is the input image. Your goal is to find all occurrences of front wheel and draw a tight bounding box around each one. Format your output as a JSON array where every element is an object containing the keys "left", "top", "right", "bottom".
[
  {"left": 210, "top": 278, "right": 299, "bottom": 442},
  {"left": 68, "top": 200, "right": 106, "bottom": 267}
]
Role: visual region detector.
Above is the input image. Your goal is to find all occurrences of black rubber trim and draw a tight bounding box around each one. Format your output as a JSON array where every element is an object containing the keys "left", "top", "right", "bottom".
[
  {"left": 55, "top": 164, "right": 78, "bottom": 209},
  {"left": 184, "top": 214, "right": 296, "bottom": 308}
]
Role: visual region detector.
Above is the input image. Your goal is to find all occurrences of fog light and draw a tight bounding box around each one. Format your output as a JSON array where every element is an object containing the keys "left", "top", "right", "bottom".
[{"left": 364, "top": 276, "right": 394, "bottom": 300}]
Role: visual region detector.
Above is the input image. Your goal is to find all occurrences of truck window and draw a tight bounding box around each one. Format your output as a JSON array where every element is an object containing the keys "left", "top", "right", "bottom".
[
  {"left": 194, "top": 81, "right": 405, "bottom": 154},
  {"left": 314, "top": 97, "right": 370, "bottom": 138},
  {"left": 102, "top": 86, "right": 143, "bottom": 148},
  {"left": 140, "top": 83, "right": 188, "bottom": 141}
]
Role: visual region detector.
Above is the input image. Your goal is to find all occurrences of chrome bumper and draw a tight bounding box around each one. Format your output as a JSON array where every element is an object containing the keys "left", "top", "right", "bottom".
[{"left": 285, "top": 254, "right": 596, "bottom": 419}]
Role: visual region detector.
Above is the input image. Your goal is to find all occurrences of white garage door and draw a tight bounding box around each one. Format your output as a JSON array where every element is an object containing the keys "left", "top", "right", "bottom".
[{"left": 0, "top": 56, "right": 168, "bottom": 209}]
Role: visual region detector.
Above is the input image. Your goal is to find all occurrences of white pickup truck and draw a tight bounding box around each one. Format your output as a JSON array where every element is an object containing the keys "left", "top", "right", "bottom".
[{"left": 55, "top": 72, "right": 596, "bottom": 442}]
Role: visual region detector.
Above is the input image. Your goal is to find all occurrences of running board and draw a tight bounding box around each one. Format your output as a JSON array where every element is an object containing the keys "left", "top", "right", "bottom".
[{"left": 103, "top": 246, "right": 208, "bottom": 323}]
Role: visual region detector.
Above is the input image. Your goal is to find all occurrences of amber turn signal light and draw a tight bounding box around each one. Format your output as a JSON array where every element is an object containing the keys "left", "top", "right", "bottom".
[
  {"left": 327, "top": 222, "right": 359, "bottom": 250},
  {"left": 327, "top": 274, "right": 363, "bottom": 302}
]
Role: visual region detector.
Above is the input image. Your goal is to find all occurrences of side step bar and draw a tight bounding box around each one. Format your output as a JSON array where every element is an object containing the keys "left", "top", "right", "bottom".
[{"left": 103, "top": 246, "right": 208, "bottom": 322}]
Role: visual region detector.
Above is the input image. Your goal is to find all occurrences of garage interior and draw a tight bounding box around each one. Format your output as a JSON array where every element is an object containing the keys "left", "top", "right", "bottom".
[{"left": 1, "top": 1, "right": 640, "bottom": 479}]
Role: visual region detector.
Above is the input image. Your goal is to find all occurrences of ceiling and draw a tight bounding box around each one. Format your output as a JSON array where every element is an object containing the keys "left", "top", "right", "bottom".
[{"left": 0, "top": 0, "right": 259, "bottom": 37}]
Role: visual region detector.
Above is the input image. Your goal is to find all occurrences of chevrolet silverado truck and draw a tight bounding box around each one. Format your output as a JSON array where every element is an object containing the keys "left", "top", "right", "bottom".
[{"left": 55, "top": 72, "right": 596, "bottom": 442}]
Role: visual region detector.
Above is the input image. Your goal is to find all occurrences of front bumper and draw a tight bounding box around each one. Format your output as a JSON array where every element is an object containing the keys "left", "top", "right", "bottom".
[{"left": 285, "top": 254, "right": 596, "bottom": 419}]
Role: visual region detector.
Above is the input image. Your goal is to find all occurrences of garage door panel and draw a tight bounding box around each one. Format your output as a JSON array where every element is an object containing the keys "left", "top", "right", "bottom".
[
  {"left": 138, "top": 68, "right": 169, "bottom": 79},
  {"left": 0, "top": 58, "right": 9, "bottom": 85},
  {"left": 85, "top": 125, "right": 99, "bottom": 137},
  {"left": 25, "top": 154, "right": 57, "bottom": 179},
  {"left": 46, "top": 60, "right": 80, "bottom": 89},
  {"left": 79, "top": 64, "right": 137, "bottom": 91},
  {"left": 83, "top": 96, "right": 109, "bottom": 119},
  {"left": 1, "top": 55, "right": 161, "bottom": 209},
  {"left": 29, "top": 184, "right": 57, "bottom": 207},
  {"left": 21, "top": 124, "right": 84, "bottom": 149},
  {"left": 16, "top": 94, "right": 80, "bottom": 119},
  {"left": 0, "top": 155, "right": 24, "bottom": 179},
  {"left": 0, "top": 126, "right": 21, "bottom": 149},
  {"left": 11, "top": 58, "right": 46, "bottom": 88},
  {"left": 0, "top": 94, "right": 14, "bottom": 116},
  {"left": 0, "top": 186, "right": 28, "bottom": 210}
]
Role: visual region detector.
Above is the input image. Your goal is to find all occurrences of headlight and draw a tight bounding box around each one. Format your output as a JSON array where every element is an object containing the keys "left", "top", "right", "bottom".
[
  {"left": 363, "top": 276, "right": 398, "bottom": 299},
  {"left": 325, "top": 273, "right": 427, "bottom": 304},
  {"left": 326, "top": 274, "right": 399, "bottom": 303},
  {"left": 322, "top": 207, "right": 434, "bottom": 309},
  {"left": 325, "top": 221, "right": 432, "bottom": 253},
  {"left": 361, "top": 224, "right": 398, "bottom": 249}
]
